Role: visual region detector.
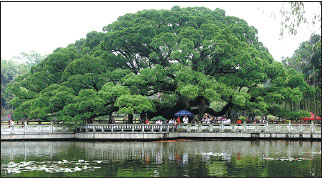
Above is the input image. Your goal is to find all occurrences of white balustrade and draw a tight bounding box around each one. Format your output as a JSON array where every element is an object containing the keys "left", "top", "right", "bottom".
[
  {"left": 2, "top": 122, "right": 320, "bottom": 135},
  {"left": 1, "top": 123, "right": 71, "bottom": 135}
]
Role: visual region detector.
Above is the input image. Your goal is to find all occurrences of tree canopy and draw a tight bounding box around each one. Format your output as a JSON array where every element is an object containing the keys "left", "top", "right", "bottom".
[
  {"left": 7, "top": 6, "right": 314, "bottom": 124},
  {"left": 282, "top": 34, "right": 321, "bottom": 117},
  {"left": 1, "top": 51, "right": 46, "bottom": 112}
]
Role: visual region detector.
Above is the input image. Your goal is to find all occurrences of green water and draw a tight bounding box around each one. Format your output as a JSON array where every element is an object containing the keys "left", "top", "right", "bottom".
[{"left": 1, "top": 140, "right": 321, "bottom": 177}]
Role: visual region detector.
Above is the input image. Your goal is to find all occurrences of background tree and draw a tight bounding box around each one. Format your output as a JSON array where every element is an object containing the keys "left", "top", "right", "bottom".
[
  {"left": 1, "top": 51, "right": 46, "bottom": 117},
  {"left": 279, "top": 2, "right": 321, "bottom": 36},
  {"left": 282, "top": 34, "right": 321, "bottom": 117}
]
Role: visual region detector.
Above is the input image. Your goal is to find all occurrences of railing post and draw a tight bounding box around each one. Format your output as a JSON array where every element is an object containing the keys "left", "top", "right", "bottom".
[
  {"left": 209, "top": 124, "right": 213, "bottom": 132},
  {"left": 142, "top": 125, "right": 145, "bottom": 133},
  {"left": 111, "top": 125, "right": 114, "bottom": 133},
  {"left": 198, "top": 123, "right": 202, "bottom": 132},
  {"left": 151, "top": 125, "right": 154, "bottom": 132},
  {"left": 93, "top": 126, "right": 96, "bottom": 133},
  {"left": 160, "top": 125, "right": 163, "bottom": 132},
  {"left": 187, "top": 124, "right": 191, "bottom": 133},
  {"left": 38, "top": 125, "right": 41, "bottom": 134},
  {"left": 64, "top": 126, "right": 68, "bottom": 133},
  {"left": 288, "top": 121, "right": 291, "bottom": 133},
  {"left": 24, "top": 122, "right": 27, "bottom": 134},
  {"left": 300, "top": 123, "right": 303, "bottom": 133},
  {"left": 221, "top": 122, "right": 224, "bottom": 132},
  {"left": 167, "top": 125, "right": 170, "bottom": 132},
  {"left": 11, "top": 124, "right": 14, "bottom": 134},
  {"left": 265, "top": 121, "right": 268, "bottom": 132},
  {"left": 132, "top": 125, "right": 135, "bottom": 133},
  {"left": 50, "top": 121, "right": 53, "bottom": 134},
  {"left": 121, "top": 125, "right": 124, "bottom": 133},
  {"left": 311, "top": 121, "right": 314, "bottom": 134},
  {"left": 243, "top": 121, "right": 246, "bottom": 132},
  {"left": 255, "top": 123, "right": 258, "bottom": 133}
]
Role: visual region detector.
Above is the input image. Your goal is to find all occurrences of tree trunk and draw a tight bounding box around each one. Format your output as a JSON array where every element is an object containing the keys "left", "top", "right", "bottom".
[
  {"left": 314, "top": 81, "right": 317, "bottom": 123},
  {"left": 140, "top": 112, "right": 146, "bottom": 123},
  {"left": 108, "top": 113, "right": 113, "bottom": 124},
  {"left": 198, "top": 97, "right": 206, "bottom": 121},
  {"left": 128, "top": 114, "right": 133, "bottom": 124},
  {"left": 227, "top": 107, "right": 232, "bottom": 119}
]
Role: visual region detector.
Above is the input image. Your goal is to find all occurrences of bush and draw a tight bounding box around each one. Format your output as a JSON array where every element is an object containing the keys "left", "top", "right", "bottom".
[
  {"left": 151, "top": 116, "right": 167, "bottom": 121},
  {"left": 267, "top": 115, "right": 277, "bottom": 121},
  {"left": 239, "top": 116, "right": 246, "bottom": 121},
  {"left": 255, "top": 116, "right": 262, "bottom": 121}
]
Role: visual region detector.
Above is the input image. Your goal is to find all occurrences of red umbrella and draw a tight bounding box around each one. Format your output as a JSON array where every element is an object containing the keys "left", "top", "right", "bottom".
[{"left": 301, "top": 112, "right": 321, "bottom": 120}]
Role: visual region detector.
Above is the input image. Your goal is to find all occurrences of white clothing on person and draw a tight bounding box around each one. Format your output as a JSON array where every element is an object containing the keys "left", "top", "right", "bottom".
[
  {"left": 202, "top": 118, "right": 206, "bottom": 124},
  {"left": 183, "top": 117, "right": 189, "bottom": 124}
]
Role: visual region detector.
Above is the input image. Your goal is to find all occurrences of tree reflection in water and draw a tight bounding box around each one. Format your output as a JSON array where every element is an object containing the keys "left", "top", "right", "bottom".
[{"left": 1, "top": 140, "right": 321, "bottom": 177}]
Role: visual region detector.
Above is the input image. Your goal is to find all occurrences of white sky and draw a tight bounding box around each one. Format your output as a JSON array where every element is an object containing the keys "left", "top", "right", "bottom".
[{"left": 1, "top": 2, "right": 321, "bottom": 62}]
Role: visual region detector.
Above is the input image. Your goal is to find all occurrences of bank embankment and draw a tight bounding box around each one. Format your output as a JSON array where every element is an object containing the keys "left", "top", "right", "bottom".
[{"left": 1, "top": 132, "right": 320, "bottom": 141}]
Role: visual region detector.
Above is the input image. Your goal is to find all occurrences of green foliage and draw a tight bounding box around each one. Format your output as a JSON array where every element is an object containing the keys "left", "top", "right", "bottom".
[
  {"left": 279, "top": 2, "right": 320, "bottom": 36},
  {"left": 115, "top": 94, "right": 154, "bottom": 114},
  {"left": 267, "top": 115, "right": 277, "bottom": 121},
  {"left": 178, "top": 84, "right": 199, "bottom": 100},
  {"left": 1, "top": 51, "right": 46, "bottom": 109},
  {"left": 60, "top": 89, "right": 105, "bottom": 125},
  {"left": 239, "top": 116, "right": 246, "bottom": 121},
  {"left": 151, "top": 116, "right": 167, "bottom": 121},
  {"left": 158, "top": 93, "right": 178, "bottom": 108},
  {"left": 255, "top": 116, "right": 262, "bottom": 120},
  {"left": 98, "top": 82, "right": 130, "bottom": 102},
  {"left": 284, "top": 110, "right": 310, "bottom": 120},
  {"left": 209, "top": 100, "right": 227, "bottom": 112}
]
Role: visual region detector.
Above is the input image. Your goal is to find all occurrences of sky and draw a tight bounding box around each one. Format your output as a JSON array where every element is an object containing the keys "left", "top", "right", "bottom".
[{"left": 1, "top": 2, "right": 321, "bottom": 62}]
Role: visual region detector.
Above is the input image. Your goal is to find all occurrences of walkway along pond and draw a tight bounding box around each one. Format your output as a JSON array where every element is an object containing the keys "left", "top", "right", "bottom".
[{"left": 1, "top": 122, "right": 321, "bottom": 140}]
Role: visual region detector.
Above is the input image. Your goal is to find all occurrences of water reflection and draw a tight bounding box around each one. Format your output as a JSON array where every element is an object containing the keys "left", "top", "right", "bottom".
[{"left": 1, "top": 140, "right": 321, "bottom": 177}]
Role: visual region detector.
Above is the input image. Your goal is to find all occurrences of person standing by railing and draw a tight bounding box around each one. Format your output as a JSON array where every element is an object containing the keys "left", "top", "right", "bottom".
[
  {"left": 145, "top": 118, "right": 150, "bottom": 124},
  {"left": 191, "top": 118, "right": 197, "bottom": 125},
  {"left": 176, "top": 117, "right": 181, "bottom": 124},
  {"left": 183, "top": 115, "right": 188, "bottom": 124},
  {"left": 9, "top": 119, "right": 14, "bottom": 128},
  {"left": 202, "top": 115, "right": 207, "bottom": 124}
]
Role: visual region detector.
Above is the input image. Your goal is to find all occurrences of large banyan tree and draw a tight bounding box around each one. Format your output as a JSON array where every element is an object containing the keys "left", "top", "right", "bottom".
[{"left": 8, "top": 6, "right": 312, "bottom": 125}]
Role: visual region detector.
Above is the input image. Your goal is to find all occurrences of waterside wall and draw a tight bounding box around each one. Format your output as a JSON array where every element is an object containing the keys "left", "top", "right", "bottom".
[{"left": 1, "top": 123, "right": 321, "bottom": 141}]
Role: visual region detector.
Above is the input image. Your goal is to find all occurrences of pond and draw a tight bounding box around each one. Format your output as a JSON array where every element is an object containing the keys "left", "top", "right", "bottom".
[{"left": 1, "top": 140, "right": 321, "bottom": 177}]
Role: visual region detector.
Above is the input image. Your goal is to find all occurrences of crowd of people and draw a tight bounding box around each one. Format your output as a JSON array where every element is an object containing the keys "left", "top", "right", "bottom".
[
  {"left": 111, "top": 114, "right": 273, "bottom": 125},
  {"left": 200, "top": 114, "right": 232, "bottom": 124},
  {"left": 146, "top": 114, "right": 234, "bottom": 125}
]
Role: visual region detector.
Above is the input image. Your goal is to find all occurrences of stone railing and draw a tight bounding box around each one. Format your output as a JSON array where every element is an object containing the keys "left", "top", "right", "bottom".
[
  {"left": 2, "top": 121, "right": 320, "bottom": 135},
  {"left": 1, "top": 122, "right": 73, "bottom": 135},
  {"left": 77, "top": 124, "right": 175, "bottom": 133},
  {"left": 77, "top": 121, "right": 321, "bottom": 134},
  {"left": 176, "top": 121, "right": 321, "bottom": 134}
]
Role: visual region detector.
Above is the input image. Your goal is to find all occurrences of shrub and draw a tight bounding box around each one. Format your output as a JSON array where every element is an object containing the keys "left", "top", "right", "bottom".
[
  {"left": 267, "top": 115, "right": 277, "bottom": 121},
  {"left": 255, "top": 116, "right": 262, "bottom": 120},
  {"left": 151, "top": 116, "right": 167, "bottom": 121},
  {"left": 239, "top": 116, "right": 246, "bottom": 121}
]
